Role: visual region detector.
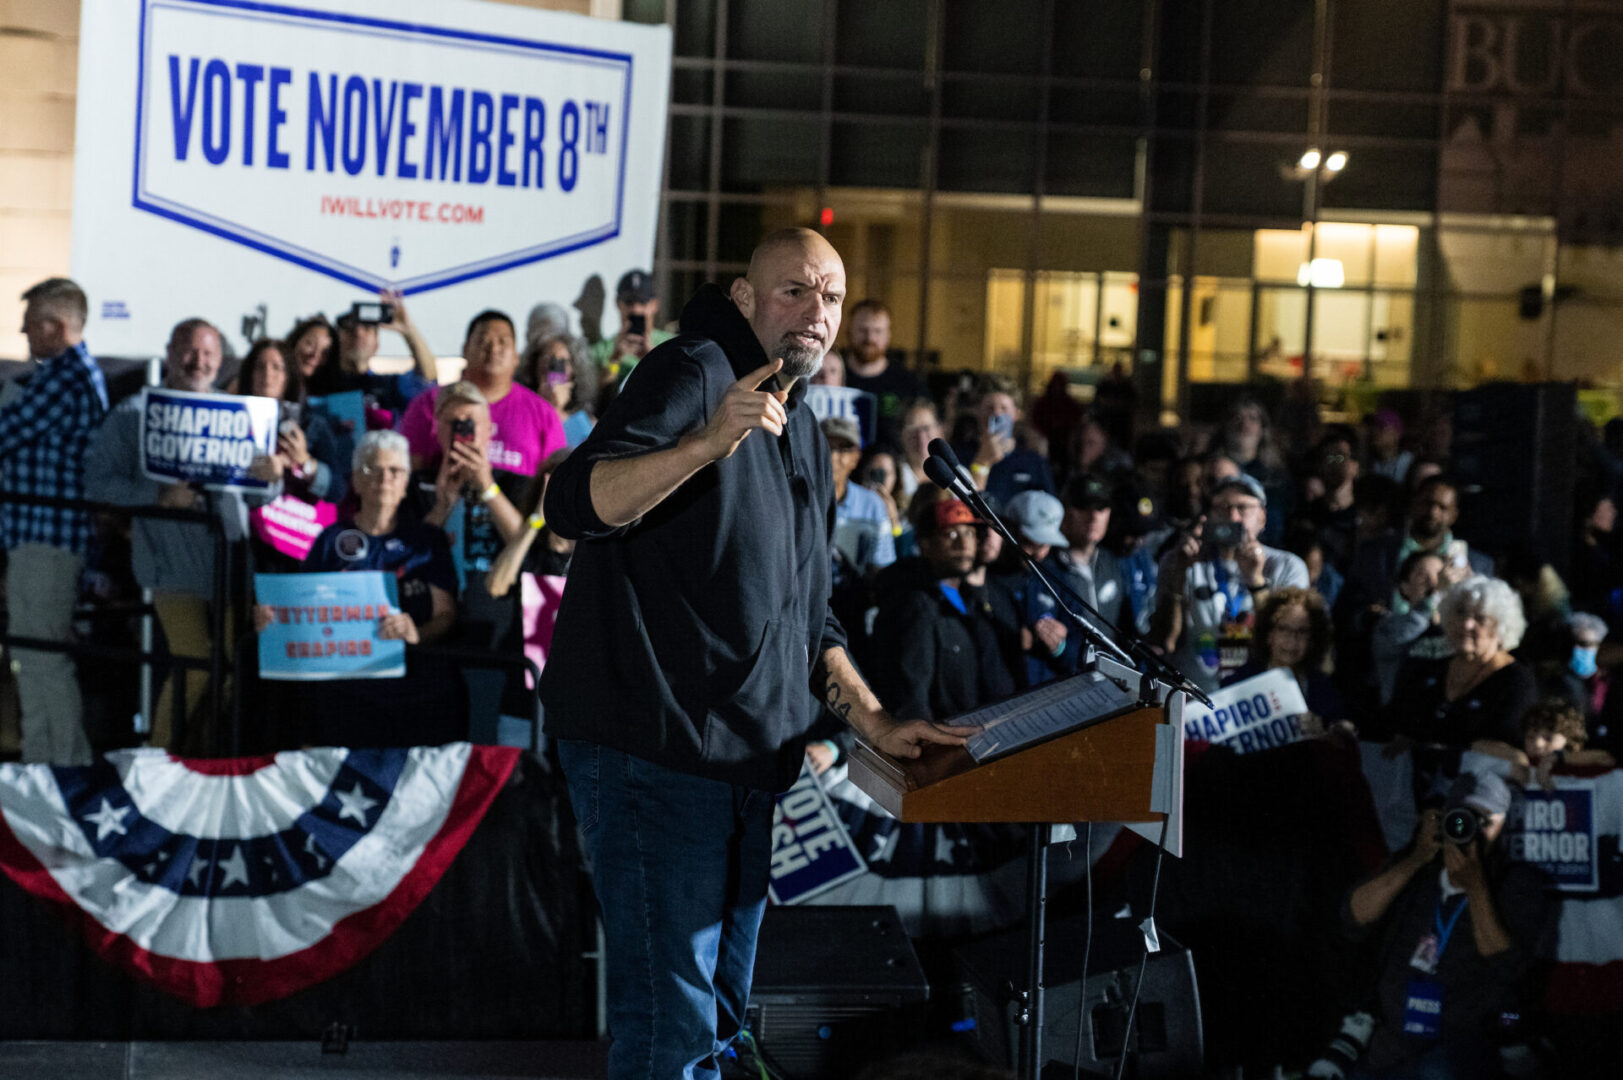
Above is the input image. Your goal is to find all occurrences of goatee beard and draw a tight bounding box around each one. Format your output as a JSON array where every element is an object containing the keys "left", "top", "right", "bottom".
[{"left": 776, "top": 341, "right": 824, "bottom": 381}]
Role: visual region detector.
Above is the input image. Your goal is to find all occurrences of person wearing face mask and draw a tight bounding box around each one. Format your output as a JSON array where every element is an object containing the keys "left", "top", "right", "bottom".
[
  {"left": 1531, "top": 612, "right": 1610, "bottom": 725},
  {"left": 85, "top": 317, "right": 283, "bottom": 752}
]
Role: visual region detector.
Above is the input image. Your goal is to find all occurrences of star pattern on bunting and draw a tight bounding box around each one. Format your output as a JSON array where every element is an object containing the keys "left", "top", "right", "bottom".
[
  {"left": 216, "top": 844, "right": 249, "bottom": 890},
  {"left": 83, "top": 798, "right": 131, "bottom": 843},
  {"left": 335, "top": 783, "right": 378, "bottom": 826}
]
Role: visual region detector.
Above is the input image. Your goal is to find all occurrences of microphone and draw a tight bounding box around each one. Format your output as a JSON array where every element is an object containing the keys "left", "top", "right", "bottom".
[
  {"left": 927, "top": 437, "right": 989, "bottom": 512},
  {"left": 923, "top": 454, "right": 972, "bottom": 499},
  {"left": 926, "top": 437, "right": 960, "bottom": 469}
]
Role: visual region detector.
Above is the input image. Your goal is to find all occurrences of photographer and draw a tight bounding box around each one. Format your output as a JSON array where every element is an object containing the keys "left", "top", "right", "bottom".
[
  {"left": 1334, "top": 771, "right": 1550, "bottom": 1078},
  {"left": 1152, "top": 474, "right": 1309, "bottom": 692}
]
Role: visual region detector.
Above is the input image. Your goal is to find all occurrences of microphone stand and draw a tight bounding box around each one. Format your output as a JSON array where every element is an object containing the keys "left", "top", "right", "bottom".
[
  {"left": 925, "top": 443, "right": 1201, "bottom": 1080},
  {"left": 925, "top": 445, "right": 1211, "bottom": 708}
]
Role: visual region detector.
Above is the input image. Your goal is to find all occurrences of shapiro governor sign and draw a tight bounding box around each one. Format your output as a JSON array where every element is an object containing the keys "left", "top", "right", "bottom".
[{"left": 70, "top": 0, "right": 671, "bottom": 355}]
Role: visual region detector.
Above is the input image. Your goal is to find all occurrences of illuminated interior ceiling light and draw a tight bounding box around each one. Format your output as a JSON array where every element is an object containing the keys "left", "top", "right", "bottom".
[{"left": 1296, "top": 258, "right": 1345, "bottom": 288}]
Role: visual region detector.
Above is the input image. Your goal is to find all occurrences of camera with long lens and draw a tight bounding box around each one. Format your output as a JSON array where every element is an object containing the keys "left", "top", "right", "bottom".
[{"left": 1441, "top": 805, "right": 1481, "bottom": 846}]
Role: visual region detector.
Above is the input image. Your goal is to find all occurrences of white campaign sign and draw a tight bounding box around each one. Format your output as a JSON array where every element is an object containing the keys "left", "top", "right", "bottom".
[
  {"left": 72, "top": 0, "right": 671, "bottom": 356},
  {"left": 1181, "top": 667, "right": 1312, "bottom": 755}
]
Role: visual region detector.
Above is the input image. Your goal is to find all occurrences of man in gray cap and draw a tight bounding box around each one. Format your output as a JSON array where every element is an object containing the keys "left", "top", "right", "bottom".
[
  {"left": 1337, "top": 768, "right": 1550, "bottom": 1075},
  {"left": 591, "top": 268, "right": 674, "bottom": 377},
  {"left": 1152, "top": 473, "right": 1308, "bottom": 691},
  {"left": 823, "top": 415, "right": 895, "bottom": 576}
]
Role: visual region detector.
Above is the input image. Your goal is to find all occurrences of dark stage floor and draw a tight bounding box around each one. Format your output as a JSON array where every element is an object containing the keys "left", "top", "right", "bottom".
[{"left": 0, "top": 1041, "right": 610, "bottom": 1079}]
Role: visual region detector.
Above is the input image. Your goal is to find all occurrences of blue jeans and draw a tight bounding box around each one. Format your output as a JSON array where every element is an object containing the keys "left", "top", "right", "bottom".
[{"left": 558, "top": 740, "right": 775, "bottom": 1080}]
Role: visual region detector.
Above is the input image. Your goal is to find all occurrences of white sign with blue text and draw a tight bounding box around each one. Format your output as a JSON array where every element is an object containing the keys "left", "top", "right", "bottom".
[
  {"left": 1182, "top": 667, "right": 1311, "bottom": 755},
  {"left": 140, "top": 387, "right": 280, "bottom": 491},
  {"left": 72, "top": 0, "right": 672, "bottom": 355},
  {"left": 769, "top": 763, "right": 868, "bottom": 905}
]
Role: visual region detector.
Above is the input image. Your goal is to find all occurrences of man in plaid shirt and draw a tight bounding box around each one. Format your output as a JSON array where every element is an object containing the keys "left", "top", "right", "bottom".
[{"left": 2, "top": 278, "right": 108, "bottom": 764}]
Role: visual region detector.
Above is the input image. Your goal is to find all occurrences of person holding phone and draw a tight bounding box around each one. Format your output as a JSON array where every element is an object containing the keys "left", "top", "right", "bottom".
[
  {"left": 1151, "top": 474, "right": 1310, "bottom": 692},
  {"left": 542, "top": 228, "right": 970, "bottom": 1080},
  {"left": 589, "top": 268, "right": 674, "bottom": 379},
  {"left": 309, "top": 289, "right": 438, "bottom": 418},
  {"left": 519, "top": 332, "right": 598, "bottom": 448},
  {"left": 954, "top": 372, "right": 1055, "bottom": 510}
]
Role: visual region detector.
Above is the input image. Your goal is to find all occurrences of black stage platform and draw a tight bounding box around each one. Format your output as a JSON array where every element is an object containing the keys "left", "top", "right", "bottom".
[{"left": 0, "top": 1041, "right": 609, "bottom": 1079}]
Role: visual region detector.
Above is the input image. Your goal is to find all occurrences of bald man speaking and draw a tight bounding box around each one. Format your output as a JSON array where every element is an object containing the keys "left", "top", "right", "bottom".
[{"left": 542, "top": 229, "right": 967, "bottom": 1078}]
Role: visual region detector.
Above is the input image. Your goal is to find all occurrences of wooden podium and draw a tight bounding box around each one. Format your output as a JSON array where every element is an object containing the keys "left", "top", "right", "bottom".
[
  {"left": 847, "top": 704, "right": 1176, "bottom": 829},
  {"left": 847, "top": 686, "right": 1185, "bottom": 1079}
]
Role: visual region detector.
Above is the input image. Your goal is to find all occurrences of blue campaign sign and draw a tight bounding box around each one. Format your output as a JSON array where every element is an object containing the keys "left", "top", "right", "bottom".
[
  {"left": 805, "top": 386, "right": 879, "bottom": 448},
  {"left": 139, "top": 387, "right": 280, "bottom": 491},
  {"left": 1510, "top": 783, "right": 1598, "bottom": 892},
  {"left": 305, "top": 390, "right": 365, "bottom": 477},
  {"left": 255, "top": 571, "right": 407, "bottom": 682},
  {"left": 768, "top": 762, "right": 868, "bottom": 905}
]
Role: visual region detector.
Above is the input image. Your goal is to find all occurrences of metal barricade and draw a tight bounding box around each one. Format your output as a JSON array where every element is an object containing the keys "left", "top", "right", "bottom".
[
  {"left": 0, "top": 489, "right": 239, "bottom": 754},
  {"left": 1, "top": 489, "right": 548, "bottom": 756}
]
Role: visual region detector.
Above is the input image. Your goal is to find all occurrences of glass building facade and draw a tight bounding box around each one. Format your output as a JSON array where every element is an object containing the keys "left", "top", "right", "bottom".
[{"left": 628, "top": 0, "right": 1623, "bottom": 421}]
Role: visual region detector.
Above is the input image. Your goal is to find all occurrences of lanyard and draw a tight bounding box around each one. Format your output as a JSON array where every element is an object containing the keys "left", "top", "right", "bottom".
[
  {"left": 1434, "top": 892, "right": 1468, "bottom": 962},
  {"left": 1211, "top": 559, "right": 1246, "bottom": 622}
]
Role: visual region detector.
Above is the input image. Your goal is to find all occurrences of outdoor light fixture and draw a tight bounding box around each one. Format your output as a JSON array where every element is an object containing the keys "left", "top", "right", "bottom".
[
  {"left": 1324, "top": 151, "right": 1348, "bottom": 172},
  {"left": 1298, "top": 149, "right": 1322, "bottom": 171}
]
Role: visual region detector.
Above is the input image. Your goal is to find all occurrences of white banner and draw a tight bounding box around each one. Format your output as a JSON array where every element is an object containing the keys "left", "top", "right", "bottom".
[
  {"left": 1181, "top": 667, "right": 1311, "bottom": 755},
  {"left": 71, "top": 0, "right": 672, "bottom": 356}
]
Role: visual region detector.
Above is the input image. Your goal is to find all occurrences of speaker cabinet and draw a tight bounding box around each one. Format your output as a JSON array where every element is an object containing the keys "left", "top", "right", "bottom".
[
  {"left": 748, "top": 905, "right": 930, "bottom": 1078},
  {"left": 1452, "top": 382, "right": 1576, "bottom": 574},
  {"left": 955, "top": 916, "right": 1202, "bottom": 1078}
]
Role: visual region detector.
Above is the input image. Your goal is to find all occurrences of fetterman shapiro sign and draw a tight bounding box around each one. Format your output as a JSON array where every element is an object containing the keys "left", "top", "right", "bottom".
[{"left": 70, "top": 0, "right": 671, "bottom": 355}]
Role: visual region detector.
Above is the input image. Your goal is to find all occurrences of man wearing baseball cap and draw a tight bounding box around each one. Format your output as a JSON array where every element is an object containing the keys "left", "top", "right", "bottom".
[
  {"left": 590, "top": 268, "right": 675, "bottom": 376},
  {"left": 871, "top": 494, "right": 1015, "bottom": 721},
  {"left": 1003, "top": 489, "right": 1081, "bottom": 687},
  {"left": 1336, "top": 768, "right": 1549, "bottom": 1075},
  {"left": 823, "top": 415, "right": 896, "bottom": 577},
  {"left": 1151, "top": 473, "right": 1309, "bottom": 692}
]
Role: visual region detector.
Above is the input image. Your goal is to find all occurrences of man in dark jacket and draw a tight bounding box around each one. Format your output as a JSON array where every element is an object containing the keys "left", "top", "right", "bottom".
[
  {"left": 872, "top": 495, "right": 1017, "bottom": 720},
  {"left": 541, "top": 227, "right": 969, "bottom": 1080}
]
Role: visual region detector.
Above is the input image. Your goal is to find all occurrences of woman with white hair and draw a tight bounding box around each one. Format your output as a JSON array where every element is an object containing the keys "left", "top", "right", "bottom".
[
  {"left": 253, "top": 428, "right": 461, "bottom": 747},
  {"left": 1389, "top": 575, "right": 1539, "bottom": 750}
]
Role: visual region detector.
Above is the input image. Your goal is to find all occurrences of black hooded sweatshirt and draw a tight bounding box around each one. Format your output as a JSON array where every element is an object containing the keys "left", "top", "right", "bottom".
[{"left": 540, "top": 284, "right": 846, "bottom": 792}]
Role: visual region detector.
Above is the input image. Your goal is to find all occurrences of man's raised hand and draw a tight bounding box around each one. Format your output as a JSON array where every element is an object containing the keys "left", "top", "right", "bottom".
[{"left": 696, "top": 358, "right": 788, "bottom": 461}]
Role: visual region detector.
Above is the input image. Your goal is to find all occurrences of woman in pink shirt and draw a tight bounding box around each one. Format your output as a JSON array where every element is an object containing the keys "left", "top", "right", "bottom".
[{"left": 399, "top": 309, "right": 565, "bottom": 479}]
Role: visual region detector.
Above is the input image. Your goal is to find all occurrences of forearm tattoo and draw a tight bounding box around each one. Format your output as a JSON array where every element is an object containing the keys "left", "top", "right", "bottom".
[{"left": 823, "top": 679, "right": 853, "bottom": 724}]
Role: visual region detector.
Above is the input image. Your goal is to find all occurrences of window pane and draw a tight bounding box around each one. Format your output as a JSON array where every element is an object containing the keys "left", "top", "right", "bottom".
[
  {"left": 721, "top": 116, "right": 822, "bottom": 192},
  {"left": 937, "top": 127, "right": 1037, "bottom": 194},
  {"left": 830, "top": 121, "right": 928, "bottom": 188},
  {"left": 1045, "top": 134, "right": 1137, "bottom": 199},
  {"left": 728, "top": 0, "right": 827, "bottom": 64}
]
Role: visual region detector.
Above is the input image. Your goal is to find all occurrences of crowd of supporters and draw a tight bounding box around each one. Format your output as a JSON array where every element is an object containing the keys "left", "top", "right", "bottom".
[{"left": 6, "top": 273, "right": 1623, "bottom": 1076}]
